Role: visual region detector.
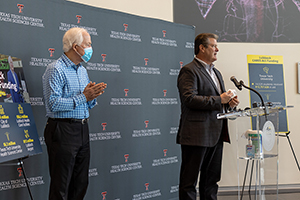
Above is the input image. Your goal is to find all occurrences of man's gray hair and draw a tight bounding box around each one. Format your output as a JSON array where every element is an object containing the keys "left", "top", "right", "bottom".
[{"left": 62, "top": 27, "right": 88, "bottom": 52}]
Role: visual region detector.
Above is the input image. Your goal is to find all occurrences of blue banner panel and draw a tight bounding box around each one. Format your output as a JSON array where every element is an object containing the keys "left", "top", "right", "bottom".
[
  {"left": 247, "top": 55, "right": 288, "bottom": 132},
  {"left": 0, "top": 103, "right": 42, "bottom": 163}
]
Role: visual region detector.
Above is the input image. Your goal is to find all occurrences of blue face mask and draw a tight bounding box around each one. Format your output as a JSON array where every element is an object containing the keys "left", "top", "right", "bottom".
[{"left": 78, "top": 46, "right": 93, "bottom": 63}]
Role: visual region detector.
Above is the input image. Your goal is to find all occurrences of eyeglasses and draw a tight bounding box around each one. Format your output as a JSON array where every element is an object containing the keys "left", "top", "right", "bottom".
[{"left": 209, "top": 44, "right": 218, "bottom": 49}]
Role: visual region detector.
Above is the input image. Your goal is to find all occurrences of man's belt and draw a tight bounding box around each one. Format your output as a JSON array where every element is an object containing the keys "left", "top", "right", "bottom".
[{"left": 49, "top": 118, "right": 89, "bottom": 124}]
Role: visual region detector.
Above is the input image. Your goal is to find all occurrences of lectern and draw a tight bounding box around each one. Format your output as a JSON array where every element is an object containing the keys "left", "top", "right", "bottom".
[{"left": 217, "top": 106, "right": 293, "bottom": 200}]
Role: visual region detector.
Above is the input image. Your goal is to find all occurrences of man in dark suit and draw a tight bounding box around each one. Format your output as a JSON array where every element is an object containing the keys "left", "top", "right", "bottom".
[{"left": 177, "top": 33, "right": 239, "bottom": 200}]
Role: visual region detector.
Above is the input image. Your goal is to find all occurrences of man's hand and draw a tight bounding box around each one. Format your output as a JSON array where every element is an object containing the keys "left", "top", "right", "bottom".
[
  {"left": 220, "top": 90, "right": 233, "bottom": 104},
  {"left": 83, "top": 82, "right": 107, "bottom": 101},
  {"left": 229, "top": 96, "right": 240, "bottom": 108}
]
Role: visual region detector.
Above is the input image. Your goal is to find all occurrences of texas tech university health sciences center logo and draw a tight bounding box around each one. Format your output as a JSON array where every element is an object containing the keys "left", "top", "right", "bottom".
[
  {"left": 110, "top": 88, "right": 142, "bottom": 106},
  {"left": 132, "top": 183, "right": 162, "bottom": 200},
  {"left": 2, "top": 3, "right": 45, "bottom": 28},
  {"left": 17, "top": 4, "right": 24, "bottom": 13},
  {"left": 48, "top": 48, "right": 55, "bottom": 57},
  {"left": 76, "top": 15, "right": 82, "bottom": 23},
  {"left": 101, "top": 182, "right": 161, "bottom": 200},
  {"left": 110, "top": 154, "right": 142, "bottom": 174}
]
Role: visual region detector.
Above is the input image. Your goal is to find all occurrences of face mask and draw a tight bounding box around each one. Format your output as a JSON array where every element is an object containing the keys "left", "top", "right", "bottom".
[{"left": 77, "top": 45, "right": 93, "bottom": 63}]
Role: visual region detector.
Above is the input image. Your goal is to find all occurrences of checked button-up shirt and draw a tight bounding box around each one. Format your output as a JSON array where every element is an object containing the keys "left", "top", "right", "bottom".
[{"left": 42, "top": 53, "right": 97, "bottom": 119}]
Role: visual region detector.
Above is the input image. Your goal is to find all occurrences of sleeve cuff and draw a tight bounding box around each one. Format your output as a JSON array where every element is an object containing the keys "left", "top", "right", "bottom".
[{"left": 73, "top": 93, "right": 87, "bottom": 107}]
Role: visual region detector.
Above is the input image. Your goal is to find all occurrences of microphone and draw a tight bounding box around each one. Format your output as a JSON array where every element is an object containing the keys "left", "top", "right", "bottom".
[
  {"left": 234, "top": 79, "right": 268, "bottom": 119},
  {"left": 230, "top": 76, "right": 242, "bottom": 90}
]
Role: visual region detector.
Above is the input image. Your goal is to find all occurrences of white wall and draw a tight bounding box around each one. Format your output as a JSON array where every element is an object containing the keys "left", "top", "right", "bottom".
[
  {"left": 69, "top": 0, "right": 300, "bottom": 187},
  {"left": 69, "top": 0, "right": 173, "bottom": 22}
]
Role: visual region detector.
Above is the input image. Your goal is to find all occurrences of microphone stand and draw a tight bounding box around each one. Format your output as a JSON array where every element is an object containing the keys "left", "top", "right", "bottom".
[{"left": 239, "top": 80, "right": 268, "bottom": 120}]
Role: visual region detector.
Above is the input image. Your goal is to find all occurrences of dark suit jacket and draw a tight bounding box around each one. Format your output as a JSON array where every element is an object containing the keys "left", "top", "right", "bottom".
[{"left": 177, "top": 58, "right": 229, "bottom": 147}]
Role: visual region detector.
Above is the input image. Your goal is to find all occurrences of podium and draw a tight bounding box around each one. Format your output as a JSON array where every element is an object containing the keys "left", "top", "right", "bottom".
[{"left": 217, "top": 106, "right": 293, "bottom": 200}]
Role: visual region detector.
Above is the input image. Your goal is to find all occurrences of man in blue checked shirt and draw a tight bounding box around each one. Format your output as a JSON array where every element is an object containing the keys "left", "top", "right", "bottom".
[{"left": 42, "top": 27, "right": 107, "bottom": 200}]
